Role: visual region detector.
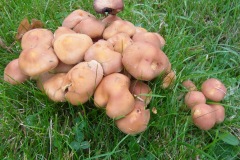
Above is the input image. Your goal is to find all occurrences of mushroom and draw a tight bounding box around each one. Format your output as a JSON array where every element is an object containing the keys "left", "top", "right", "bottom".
[
  {"left": 135, "top": 26, "right": 148, "bottom": 33},
  {"left": 62, "top": 60, "right": 103, "bottom": 105},
  {"left": 191, "top": 104, "right": 216, "bottom": 130},
  {"left": 84, "top": 40, "right": 122, "bottom": 75},
  {"left": 36, "top": 72, "right": 56, "bottom": 91},
  {"left": 18, "top": 47, "right": 59, "bottom": 77},
  {"left": 43, "top": 73, "right": 67, "bottom": 102},
  {"left": 132, "top": 32, "right": 165, "bottom": 49},
  {"left": 50, "top": 61, "right": 75, "bottom": 74},
  {"left": 21, "top": 28, "right": 54, "bottom": 50},
  {"left": 201, "top": 78, "right": 227, "bottom": 102},
  {"left": 52, "top": 26, "right": 76, "bottom": 44},
  {"left": 93, "top": 0, "right": 124, "bottom": 15},
  {"left": 162, "top": 70, "right": 176, "bottom": 89},
  {"left": 94, "top": 73, "right": 135, "bottom": 119},
  {"left": 122, "top": 42, "right": 170, "bottom": 81},
  {"left": 102, "top": 15, "right": 122, "bottom": 26},
  {"left": 4, "top": 58, "right": 29, "bottom": 85},
  {"left": 103, "top": 20, "right": 136, "bottom": 39},
  {"left": 62, "top": 9, "right": 95, "bottom": 29},
  {"left": 115, "top": 101, "right": 150, "bottom": 135},
  {"left": 53, "top": 33, "right": 93, "bottom": 65},
  {"left": 129, "top": 80, "right": 152, "bottom": 105},
  {"left": 107, "top": 33, "right": 133, "bottom": 54},
  {"left": 73, "top": 17, "right": 106, "bottom": 39},
  {"left": 182, "top": 80, "right": 197, "bottom": 91},
  {"left": 209, "top": 104, "right": 225, "bottom": 124},
  {"left": 184, "top": 91, "right": 206, "bottom": 109}
]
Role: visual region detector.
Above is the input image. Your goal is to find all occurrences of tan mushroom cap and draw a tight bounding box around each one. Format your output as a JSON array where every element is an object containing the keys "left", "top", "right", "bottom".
[
  {"left": 103, "top": 20, "right": 136, "bottom": 39},
  {"left": 21, "top": 28, "right": 54, "bottom": 50},
  {"left": 209, "top": 104, "right": 225, "bottom": 124},
  {"left": 107, "top": 33, "right": 133, "bottom": 54},
  {"left": 84, "top": 40, "right": 122, "bottom": 75},
  {"left": 36, "top": 72, "right": 56, "bottom": 91},
  {"left": 132, "top": 32, "right": 165, "bottom": 49},
  {"left": 135, "top": 26, "right": 148, "bottom": 33},
  {"left": 43, "top": 73, "right": 67, "bottom": 102},
  {"left": 53, "top": 33, "right": 93, "bottom": 65},
  {"left": 182, "top": 80, "right": 197, "bottom": 91},
  {"left": 19, "top": 47, "right": 59, "bottom": 77},
  {"left": 62, "top": 9, "right": 95, "bottom": 29},
  {"left": 122, "top": 42, "right": 170, "bottom": 81},
  {"left": 115, "top": 101, "right": 150, "bottom": 135},
  {"left": 50, "top": 61, "right": 75, "bottom": 74},
  {"left": 62, "top": 60, "right": 103, "bottom": 105},
  {"left": 94, "top": 73, "right": 135, "bottom": 119},
  {"left": 4, "top": 58, "right": 29, "bottom": 85},
  {"left": 73, "top": 17, "right": 106, "bottom": 39},
  {"left": 130, "top": 80, "right": 152, "bottom": 105},
  {"left": 102, "top": 15, "right": 122, "bottom": 26},
  {"left": 184, "top": 91, "right": 206, "bottom": 109},
  {"left": 52, "top": 27, "right": 76, "bottom": 44}
]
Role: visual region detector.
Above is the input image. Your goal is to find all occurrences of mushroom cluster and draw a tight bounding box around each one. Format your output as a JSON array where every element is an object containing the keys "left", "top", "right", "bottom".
[
  {"left": 4, "top": 8, "right": 175, "bottom": 135},
  {"left": 183, "top": 78, "right": 227, "bottom": 130}
]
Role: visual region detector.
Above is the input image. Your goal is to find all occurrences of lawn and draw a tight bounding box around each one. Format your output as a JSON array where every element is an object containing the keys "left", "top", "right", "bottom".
[{"left": 0, "top": 0, "right": 240, "bottom": 159}]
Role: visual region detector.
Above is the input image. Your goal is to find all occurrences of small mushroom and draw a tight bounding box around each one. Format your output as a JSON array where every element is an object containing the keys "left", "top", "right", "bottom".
[
  {"left": 201, "top": 78, "right": 227, "bottom": 102},
  {"left": 84, "top": 40, "right": 122, "bottom": 75},
  {"left": 122, "top": 42, "right": 170, "bottom": 81},
  {"left": 184, "top": 91, "right": 206, "bottom": 109},
  {"left": 53, "top": 33, "right": 93, "bottom": 65},
  {"left": 102, "top": 15, "right": 122, "bottom": 26},
  {"left": 94, "top": 73, "right": 135, "bottom": 119},
  {"left": 132, "top": 32, "right": 165, "bottom": 49},
  {"left": 182, "top": 80, "right": 197, "bottom": 91},
  {"left": 4, "top": 58, "right": 29, "bottom": 85},
  {"left": 73, "top": 17, "right": 106, "bottom": 39},
  {"left": 52, "top": 27, "right": 76, "bottom": 44},
  {"left": 209, "top": 104, "right": 225, "bottom": 124},
  {"left": 50, "top": 61, "right": 75, "bottom": 74},
  {"left": 115, "top": 101, "right": 150, "bottom": 135},
  {"left": 135, "top": 26, "right": 148, "bottom": 33},
  {"left": 62, "top": 60, "right": 103, "bottom": 105},
  {"left": 162, "top": 70, "right": 176, "bottom": 89},
  {"left": 103, "top": 20, "right": 136, "bottom": 39},
  {"left": 191, "top": 104, "right": 216, "bottom": 130},
  {"left": 129, "top": 80, "right": 152, "bottom": 105},
  {"left": 21, "top": 28, "right": 54, "bottom": 50},
  {"left": 43, "top": 73, "right": 67, "bottom": 102},
  {"left": 19, "top": 47, "right": 59, "bottom": 77},
  {"left": 36, "top": 72, "right": 56, "bottom": 91},
  {"left": 62, "top": 9, "right": 95, "bottom": 29},
  {"left": 107, "top": 33, "right": 133, "bottom": 54},
  {"left": 93, "top": 0, "right": 124, "bottom": 15}
]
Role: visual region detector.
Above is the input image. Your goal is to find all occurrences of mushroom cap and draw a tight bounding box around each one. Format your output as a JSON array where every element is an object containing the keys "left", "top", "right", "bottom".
[
  {"left": 50, "top": 61, "right": 75, "bottom": 74},
  {"left": 102, "top": 15, "right": 122, "bottom": 26},
  {"left": 107, "top": 33, "right": 133, "bottom": 54},
  {"left": 84, "top": 40, "right": 122, "bottom": 75},
  {"left": 73, "top": 17, "right": 106, "bottom": 39},
  {"left": 209, "top": 104, "right": 225, "bottom": 124},
  {"left": 52, "top": 27, "right": 76, "bottom": 44},
  {"left": 62, "top": 9, "right": 95, "bottom": 29},
  {"left": 94, "top": 73, "right": 135, "bottom": 119},
  {"left": 162, "top": 70, "right": 176, "bottom": 89},
  {"left": 62, "top": 60, "right": 103, "bottom": 105},
  {"left": 93, "top": 0, "right": 124, "bottom": 15},
  {"left": 36, "top": 72, "right": 56, "bottom": 91},
  {"left": 122, "top": 42, "right": 170, "bottom": 81},
  {"left": 191, "top": 104, "right": 216, "bottom": 130},
  {"left": 115, "top": 101, "right": 150, "bottom": 135},
  {"left": 130, "top": 80, "right": 152, "bottom": 105},
  {"left": 43, "top": 73, "right": 67, "bottom": 102},
  {"left": 135, "top": 26, "right": 148, "bottom": 33},
  {"left": 184, "top": 91, "right": 206, "bottom": 109},
  {"left": 201, "top": 78, "right": 227, "bottom": 102},
  {"left": 4, "top": 58, "right": 29, "bottom": 85},
  {"left": 19, "top": 47, "right": 59, "bottom": 77},
  {"left": 21, "top": 28, "right": 54, "bottom": 50},
  {"left": 132, "top": 32, "right": 165, "bottom": 49},
  {"left": 53, "top": 33, "right": 93, "bottom": 65},
  {"left": 182, "top": 80, "right": 197, "bottom": 91},
  {"left": 103, "top": 20, "right": 136, "bottom": 39}
]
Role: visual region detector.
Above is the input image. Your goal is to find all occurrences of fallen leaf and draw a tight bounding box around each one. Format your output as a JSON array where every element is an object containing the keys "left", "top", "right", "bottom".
[
  {"left": 15, "top": 18, "right": 31, "bottom": 41},
  {"left": 30, "top": 19, "right": 44, "bottom": 29}
]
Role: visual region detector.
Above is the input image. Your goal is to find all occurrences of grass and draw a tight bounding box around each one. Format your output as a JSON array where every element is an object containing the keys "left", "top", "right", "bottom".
[{"left": 0, "top": 0, "right": 240, "bottom": 159}]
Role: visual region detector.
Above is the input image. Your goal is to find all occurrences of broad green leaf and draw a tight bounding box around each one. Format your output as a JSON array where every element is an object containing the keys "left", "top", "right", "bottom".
[
  {"left": 70, "top": 141, "right": 80, "bottom": 151},
  {"left": 219, "top": 132, "right": 240, "bottom": 146},
  {"left": 80, "top": 141, "right": 90, "bottom": 149},
  {"left": 75, "top": 131, "right": 84, "bottom": 142}
]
